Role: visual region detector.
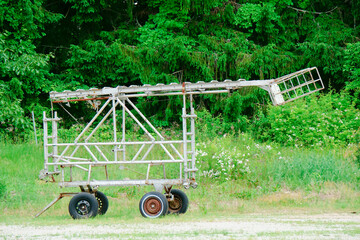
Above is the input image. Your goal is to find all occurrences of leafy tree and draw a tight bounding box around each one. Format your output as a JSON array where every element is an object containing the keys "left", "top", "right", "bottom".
[
  {"left": 0, "top": 84, "right": 31, "bottom": 138},
  {"left": 1, "top": 0, "right": 360, "bottom": 139},
  {"left": 344, "top": 42, "right": 360, "bottom": 106},
  {"left": 0, "top": 0, "right": 61, "bottom": 134}
]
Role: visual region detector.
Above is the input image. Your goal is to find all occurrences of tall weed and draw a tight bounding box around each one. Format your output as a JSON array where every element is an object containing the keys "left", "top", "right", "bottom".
[
  {"left": 258, "top": 149, "right": 360, "bottom": 191},
  {"left": 196, "top": 134, "right": 254, "bottom": 182},
  {"left": 195, "top": 134, "right": 360, "bottom": 195}
]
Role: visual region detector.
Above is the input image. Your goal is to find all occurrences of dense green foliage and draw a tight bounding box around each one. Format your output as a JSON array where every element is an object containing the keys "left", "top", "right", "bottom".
[
  {"left": 1, "top": 0, "right": 360, "bottom": 145},
  {"left": 253, "top": 93, "right": 360, "bottom": 146},
  {"left": 344, "top": 42, "right": 360, "bottom": 106}
]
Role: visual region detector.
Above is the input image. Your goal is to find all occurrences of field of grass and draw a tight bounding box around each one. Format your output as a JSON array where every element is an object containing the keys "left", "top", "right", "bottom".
[{"left": 0, "top": 132, "right": 359, "bottom": 224}]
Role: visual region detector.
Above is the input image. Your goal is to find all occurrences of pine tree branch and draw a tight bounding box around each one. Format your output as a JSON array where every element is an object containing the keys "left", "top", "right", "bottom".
[{"left": 287, "top": 6, "right": 338, "bottom": 15}]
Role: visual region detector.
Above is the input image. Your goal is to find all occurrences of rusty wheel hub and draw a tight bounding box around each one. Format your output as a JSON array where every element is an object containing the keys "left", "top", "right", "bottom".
[
  {"left": 144, "top": 198, "right": 162, "bottom": 216},
  {"left": 169, "top": 196, "right": 182, "bottom": 213},
  {"left": 76, "top": 200, "right": 90, "bottom": 215}
]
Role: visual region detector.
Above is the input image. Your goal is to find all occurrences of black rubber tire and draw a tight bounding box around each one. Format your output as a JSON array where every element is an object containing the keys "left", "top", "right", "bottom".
[
  {"left": 95, "top": 191, "right": 109, "bottom": 215},
  {"left": 139, "top": 191, "right": 168, "bottom": 218},
  {"left": 167, "top": 189, "right": 189, "bottom": 214},
  {"left": 68, "top": 193, "right": 99, "bottom": 219}
]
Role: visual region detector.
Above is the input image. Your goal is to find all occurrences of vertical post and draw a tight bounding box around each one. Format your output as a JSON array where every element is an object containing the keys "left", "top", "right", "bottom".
[
  {"left": 303, "top": 74, "right": 312, "bottom": 93},
  {"left": 163, "top": 164, "right": 166, "bottom": 179},
  {"left": 52, "top": 111, "right": 58, "bottom": 172},
  {"left": 295, "top": 76, "right": 305, "bottom": 95},
  {"left": 32, "top": 111, "right": 38, "bottom": 145},
  {"left": 43, "top": 111, "right": 48, "bottom": 172},
  {"left": 316, "top": 67, "right": 325, "bottom": 89},
  {"left": 61, "top": 167, "right": 65, "bottom": 183},
  {"left": 190, "top": 94, "right": 196, "bottom": 180},
  {"left": 70, "top": 166, "right": 73, "bottom": 182},
  {"left": 105, "top": 165, "right": 109, "bottom": 180},
  {"left": 182, "top": 93, "right": 188, "bottom": 183},
  {"left": 87, "top": 165, "right": 92, "bottom": 185},
  {"left": 122, "top": 98, "right": 126, "bottom": 161},
  {"left": 112, "top": 97, "right": 117, "bottom": 161}
]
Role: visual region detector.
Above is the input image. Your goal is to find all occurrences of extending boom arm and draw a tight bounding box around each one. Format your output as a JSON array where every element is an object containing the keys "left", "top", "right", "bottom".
[{"left": 50, "top": 67, "right": 323, "bottom": 106}]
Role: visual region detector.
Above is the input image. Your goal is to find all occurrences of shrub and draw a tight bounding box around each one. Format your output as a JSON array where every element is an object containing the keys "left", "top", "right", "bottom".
[{"left": 252, "top": 92, "right": 360, "bottom": 146}]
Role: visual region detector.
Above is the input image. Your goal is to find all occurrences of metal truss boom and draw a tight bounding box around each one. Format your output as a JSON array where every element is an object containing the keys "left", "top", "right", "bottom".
[{"left": 49, "top": 67, "right": 324, "bottom": 106}]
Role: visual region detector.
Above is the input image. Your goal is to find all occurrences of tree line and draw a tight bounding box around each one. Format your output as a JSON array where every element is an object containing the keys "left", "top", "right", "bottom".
[{"left": 1, "top": 0, "right": 359, "bottom": 139}]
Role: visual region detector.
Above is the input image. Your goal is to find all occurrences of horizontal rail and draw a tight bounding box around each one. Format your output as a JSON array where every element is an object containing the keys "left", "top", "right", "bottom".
[
  {"left": 279, "top": 88, "right": 324, "bottom": 105},
  {"left": 46, "top": 159, "right": 184, "bottom": 166},
  {"left": 51, "top": 155, "right": 91, "bottom": 161},
  {"left": 274, "top": 67, "right": 318, "bottom": 83},
  {"left": 278, "top": 78, "right": 323, "bottom": 95},
  {"left": 46, "top": 140, "right": 184, "bottom": 147},
  {"left": 60, "top": 179, "right": 185, "bottom": 187},
  {"left": 117, "top": 89, "right": 230, "bottom": 99},
  {"left": 52, "top": 97, "right": 109, "bottom": 103},
  {"left": 51, "top": 90, "right": 231, "bottom": 102}
]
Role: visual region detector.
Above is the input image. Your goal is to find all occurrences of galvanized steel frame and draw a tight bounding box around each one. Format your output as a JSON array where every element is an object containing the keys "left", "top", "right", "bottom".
[
  {"left": 43, "top": 94, "right": 199, "bottom": 189},
  {"left": 41, "top": 67, "right": 324, "bottom": 190}
]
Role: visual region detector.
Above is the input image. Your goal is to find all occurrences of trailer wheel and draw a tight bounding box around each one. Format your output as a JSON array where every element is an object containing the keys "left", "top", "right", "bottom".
[
  {"left": 139, "top": 192, "right": 168, "bottom": 218},
  {"left": 69, "top": 193, "right": 98, "bottom": 219},
  {"left": 95, "top": 191, "right": 109, "bottom": 215},
  {"left": 167, "top": 189, "right": 189, "bottom": 214}
]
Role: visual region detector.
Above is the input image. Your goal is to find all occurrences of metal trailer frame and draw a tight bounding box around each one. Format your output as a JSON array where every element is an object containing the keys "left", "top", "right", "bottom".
[{"left": 36, "top": 67, "right": 324, "bottom": 218}]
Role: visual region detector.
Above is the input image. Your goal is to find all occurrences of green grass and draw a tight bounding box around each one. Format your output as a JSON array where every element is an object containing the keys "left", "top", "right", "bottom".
[{"left": 0, "top": 133, "right": 359, "bottom": 222}]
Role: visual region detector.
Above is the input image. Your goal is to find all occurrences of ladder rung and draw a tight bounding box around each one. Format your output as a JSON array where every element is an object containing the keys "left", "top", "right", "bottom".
[
  {"left": 186, "top": 132, "right": 194, "bottom": 135},
  {"left": 186, "top": 151, "right": 194, "bottom": 154},
  {"left": 185, "top": 168, "right": 198, "bottom": 172},
  {"left": 43, "top": 117, "right": 61, "bottom": 122},
  {"left": 112, "top": 148, "right": 124, "bottom": 152},
  {"left": 278, "top": 79, "right": 321, "bottom": 95},
  {"left": 182, "top": 114, "right": 197, "bottom": 118}
]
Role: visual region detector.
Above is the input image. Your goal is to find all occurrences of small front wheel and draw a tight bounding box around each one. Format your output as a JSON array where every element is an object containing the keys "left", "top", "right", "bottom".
[
  {"left": 95, "top": 191, "right": 109, "bottom": 215},
  {"left": 139, "top": 192, "right": 168, "bottom": 218},
  {"left": 167, "top": 189, "right": 189, "bottom": 214},
  {"left": 69, "top": 193, "right": 98, "bottom": 219}
]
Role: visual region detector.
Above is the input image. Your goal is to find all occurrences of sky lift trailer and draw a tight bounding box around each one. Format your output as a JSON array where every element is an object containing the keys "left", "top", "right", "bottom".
[{"left": 35, "top": 67, "right": 324, "bottom": 219}]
